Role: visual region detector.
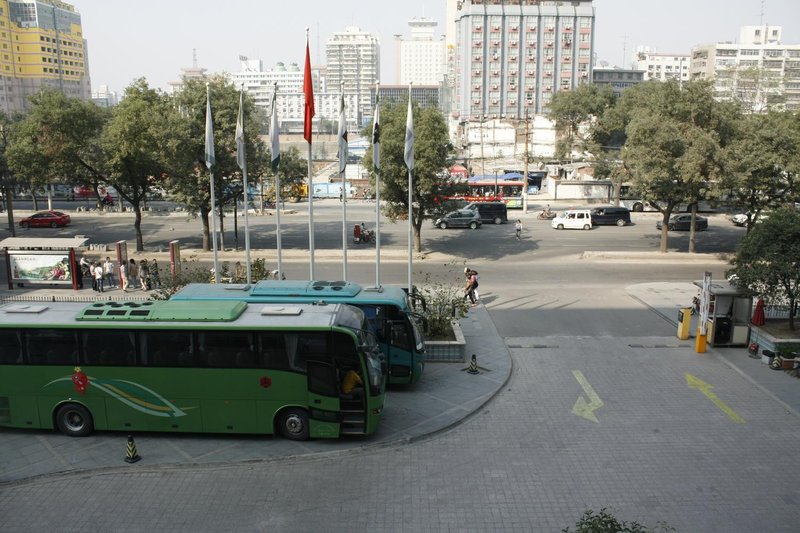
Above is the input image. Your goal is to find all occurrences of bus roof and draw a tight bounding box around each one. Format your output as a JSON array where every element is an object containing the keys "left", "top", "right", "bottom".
[
  {"left": 172, "top": 280, "right": 411, "bottom": 309},
  {"left": 0, "top": 300, "right": 358, "bottom": 330}
]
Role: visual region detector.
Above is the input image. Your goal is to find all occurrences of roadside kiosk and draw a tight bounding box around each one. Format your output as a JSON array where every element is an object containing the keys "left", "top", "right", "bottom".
[
  {"left": 692, "top": 279, "right": 752, "bottom": 347},
  {"left": 1, "top": 237, "right": 89, "bottom": 290}
]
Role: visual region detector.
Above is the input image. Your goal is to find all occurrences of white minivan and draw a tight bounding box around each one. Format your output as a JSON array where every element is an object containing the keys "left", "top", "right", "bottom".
[{"left": 551, "top": 209, "right": 593, "bottom": 230}]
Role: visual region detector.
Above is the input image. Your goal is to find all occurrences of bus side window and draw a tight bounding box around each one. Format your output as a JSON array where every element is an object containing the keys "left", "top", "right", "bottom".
[
  {"left": 200, "top": 331, "right": 255, "bottom": 368},
  {"left": 25, "top": 329, "right": 78, "bottom": 365},
  {"left": 144, "top": 331, "right": 194, "bottom": 367},
  {"left": 0, "top": 330, "right": 23, "bottom": 364},
  {"left": 82, "top": 330, "right": 136, "bottom": 366},
  {"left": 258, "top": 332, "right": 289, "bottom": 370}
]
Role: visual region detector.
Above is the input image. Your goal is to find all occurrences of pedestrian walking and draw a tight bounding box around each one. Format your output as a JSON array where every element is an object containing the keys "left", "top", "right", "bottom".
[
  {"left": 515, "top": 219, "right": 522, "bottom": 240},
  {"left": 139, "top": 259, "right": 150, "bottom": 290},
  {"left": 128, "top": 259, "right": 139, "bottom": 289},
  {"left": 103, "top": 257, "right": 116, "bottom": 288},
  {"left": 150, "top": 259, "right": 161, "bottom": 289},
  {"left": 463, "top": 267, "right": 478, "bottom": 306},
  {"left": 93, "top": 261, "right": 104, "bottom": 293},
  {"left": 90, "top": 262, "right": 98, "bottom": 292},
  {"left": 120, "top": 261, "right": 129, "bottom": 292}
]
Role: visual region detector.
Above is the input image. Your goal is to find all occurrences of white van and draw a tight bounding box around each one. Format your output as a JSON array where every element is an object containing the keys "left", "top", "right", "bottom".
[{"left": 551, "top": 209, "right": 593, "bottom": 230}]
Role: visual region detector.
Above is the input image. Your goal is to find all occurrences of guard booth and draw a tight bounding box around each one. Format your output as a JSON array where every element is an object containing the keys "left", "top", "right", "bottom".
[
  {"left": 692, "top": 279, "right": 752, "bottom": 347},
  {"left": 1, "top": 237, "right": 89, "bottom": 290}
]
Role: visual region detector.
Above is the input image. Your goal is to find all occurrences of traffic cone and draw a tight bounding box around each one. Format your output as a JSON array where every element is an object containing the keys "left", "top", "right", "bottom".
[
  {"left": 124, "top": 434, "right": 141, "bottom": 463},
  {"left": 467, "top": 354, "right": 480, "bottom": 375}
]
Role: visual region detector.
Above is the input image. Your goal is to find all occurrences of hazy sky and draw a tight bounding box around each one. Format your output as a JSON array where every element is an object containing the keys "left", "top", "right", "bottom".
[{"left": 77, "top": 0, "right": 799, "bottom": 94}]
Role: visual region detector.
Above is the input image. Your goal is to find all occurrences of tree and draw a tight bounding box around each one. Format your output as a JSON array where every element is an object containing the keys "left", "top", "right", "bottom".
[
  {"left": 169, "top": 76, "right": 262, "bottom": 251},
  {"left": 722, "top": 111, "right": 800, "bottom": 232},
  {"left": 0, "top": 111, "right": 21, "bottom": 235},
  {"left": 363, "top": 99, "right": 453, "bottom": 252},
  {"left": 7, "top": 89, "right": 108, "bottom": 209},
  {"left": 102, "top": 79, "right": 182, "bottom": 251},
  {"left": 548, "top": 83, "right": 614, "bottom": 160},
  {"left": 620, "top": 80, "right": 735, "bottom": 252},
  {"left": 728, "top": 207, "right": 800, "bottom": 331}
]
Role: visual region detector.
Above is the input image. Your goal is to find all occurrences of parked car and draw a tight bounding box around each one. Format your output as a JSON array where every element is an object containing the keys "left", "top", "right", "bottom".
[
  {"left": 730, "top": 212, "right": 768, "bottom": 226},
  {"left": 19, "top": 210, "right": 71, "bottom": 228},
  {"left": 590, "top": 206, "right": 631, "bottom": 227},
  {"left": 656, "top": 214, "right": 708, "bottom": 231},
  {"left": 551, "top": 209, "right": 593, "bottom": 230},
  {"left": 464, "top": 202, "right": 508, "bottom": 224},
  {"left": 435, "top": 209, "right": 482, "bottom": 229}
]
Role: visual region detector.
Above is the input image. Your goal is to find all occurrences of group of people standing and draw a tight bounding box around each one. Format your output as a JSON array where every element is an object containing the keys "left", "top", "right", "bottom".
[{"left": 79, "top": 256, "right": 161, "bottom": 293}]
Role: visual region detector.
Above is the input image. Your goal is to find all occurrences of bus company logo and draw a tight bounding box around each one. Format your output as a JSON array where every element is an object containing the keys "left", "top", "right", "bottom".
[
  {"left": 46, "top": 373, "right": 191, "bottom": 418},
  {"left": 259, "top": 375, "right": 272, "bottom": 388},
  {"left": 71, "top": 367, "right": 89, "bottom": 395}
]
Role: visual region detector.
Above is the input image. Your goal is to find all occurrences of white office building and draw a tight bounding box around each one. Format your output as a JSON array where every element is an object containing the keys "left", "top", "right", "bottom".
[
  {"left": 326, "top": 26, "right": 380, "bottom": 125},
  {"left": 691, "top": 25, "right": 800, "bottom": 112},
  {"left": 633, "top": 47, "right": 690, "bottom": 83},
  {"left": 396, "top": 17, "right": 445, "bottom": 85}
]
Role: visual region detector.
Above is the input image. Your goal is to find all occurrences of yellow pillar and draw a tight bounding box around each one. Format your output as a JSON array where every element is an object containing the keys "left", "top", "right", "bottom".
[
  {"left": 695, "top": 327, "right": 707, "bottom": 353},
  {"left": 677, "top": 308, "right": 692, "bottom": 340}
]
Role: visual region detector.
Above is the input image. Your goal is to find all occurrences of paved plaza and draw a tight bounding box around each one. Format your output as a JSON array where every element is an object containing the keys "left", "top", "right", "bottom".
[{"left": 1, "top": 281, "right": 799, "bottom": 532}]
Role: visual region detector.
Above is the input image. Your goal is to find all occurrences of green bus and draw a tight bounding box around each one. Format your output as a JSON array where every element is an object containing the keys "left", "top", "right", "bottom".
[
  {"left": 171, "top": 281, "right": 427, "bottom": 385},
  {"left": 0, "top": 300, "right": 385, "bottom": 440}
]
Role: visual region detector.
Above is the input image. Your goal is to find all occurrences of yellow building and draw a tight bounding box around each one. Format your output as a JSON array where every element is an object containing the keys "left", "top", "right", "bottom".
[{"left": 0, "top": 0, "right": 90, "bottom": 113}]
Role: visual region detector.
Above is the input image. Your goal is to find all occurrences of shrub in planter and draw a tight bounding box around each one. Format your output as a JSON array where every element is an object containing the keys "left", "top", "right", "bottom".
[{"left": 416, "top": 265, "right": 471, "bottom": 341}]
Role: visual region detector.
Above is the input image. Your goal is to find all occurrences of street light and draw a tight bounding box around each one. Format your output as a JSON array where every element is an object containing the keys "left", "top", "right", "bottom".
[{"left": 494, "top": 170, "right": 498, "bottom": 198}]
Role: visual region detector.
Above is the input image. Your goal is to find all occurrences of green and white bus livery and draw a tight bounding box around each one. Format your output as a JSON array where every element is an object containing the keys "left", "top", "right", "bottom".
[{"left": 0, "top": 300, "right": 385, "bottom": 440}]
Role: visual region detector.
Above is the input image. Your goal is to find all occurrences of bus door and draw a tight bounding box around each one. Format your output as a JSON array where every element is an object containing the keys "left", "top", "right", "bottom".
[
  {"left": 386, "top": 309, "right": 415, "bottom": 381},
  {"left": 305, "top": 360, "right": 341, "bottom": 438}
]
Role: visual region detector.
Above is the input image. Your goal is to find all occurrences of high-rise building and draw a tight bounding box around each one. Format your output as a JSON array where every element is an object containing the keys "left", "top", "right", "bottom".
[
  {"left": 633, "top": 47, "right": 690, "bottom": 83},
  {"left": 396, "top": 17, "right": 445, "bottom": 85},
  {"left": 326, "top": 26, "right": 379, "bottom": 126},
  {"left": 454, "top": 0, "right": 595, "bottom": 119},
  {"left": 227, "top": 56, "right": 358, "bottom": 135},
  {"left": 691, "top": 25, "right": 800, "bottom": 113},
  {"left": 0, "top": 0, "right": 91, "bottom": 113}
]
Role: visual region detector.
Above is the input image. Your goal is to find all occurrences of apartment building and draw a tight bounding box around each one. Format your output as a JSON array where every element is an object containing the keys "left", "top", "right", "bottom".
[
  {"left": 396, "top": 17, "right": 445, "bottom": 85},
  {"left": 453, "top": 0, "right": 595, "bottom": 119},
  {"left": 691, "top": 25, "right": 800, "bottom": 112},
  {"left": 326, "top": 26, "right": 379, "bottom": 126},
  {"left": 633, "top": 46, "right": 690, "bottom": 83},
  {"left": 0, "top": 0, "right": 90, "bottom": 113}
]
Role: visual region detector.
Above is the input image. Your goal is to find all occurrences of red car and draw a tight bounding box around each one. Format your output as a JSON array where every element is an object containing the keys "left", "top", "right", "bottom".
[{"left": 19, "top": 210, "right": 71, "bottom": 228}]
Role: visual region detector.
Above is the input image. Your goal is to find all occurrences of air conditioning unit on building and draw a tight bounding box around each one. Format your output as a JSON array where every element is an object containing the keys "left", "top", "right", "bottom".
[{"left": 526, "top": 99, "right": 533, "bottom": 105}]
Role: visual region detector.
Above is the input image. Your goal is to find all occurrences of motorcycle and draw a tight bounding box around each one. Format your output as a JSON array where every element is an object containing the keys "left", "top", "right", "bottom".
[
  {"left": 353, "top": 224, "right": 375, "bottom": 244},
  {"left": 537, "top": 209, "right": 556, "bottom": 220},
  {"left": 100, "top": 194, "right": 114, "bottom": 206}
]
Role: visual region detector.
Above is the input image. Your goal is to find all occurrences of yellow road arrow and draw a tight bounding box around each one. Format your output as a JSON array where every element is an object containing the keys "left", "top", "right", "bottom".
[
  {"left": 572, "top": 370, "right": 604, "bottom": 423},
  {"left": 685, "top": 373, "right": 745, "bottom": 424}
]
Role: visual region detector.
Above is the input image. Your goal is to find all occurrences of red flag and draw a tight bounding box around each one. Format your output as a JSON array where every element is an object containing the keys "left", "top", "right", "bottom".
[{"left": 303, "top": 41, "right": 315, "bottom": 144}]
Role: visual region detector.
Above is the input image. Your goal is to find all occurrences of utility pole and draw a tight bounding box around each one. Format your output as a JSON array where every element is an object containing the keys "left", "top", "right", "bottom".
[{"left": 523, "top": 113, "right": 529, "bottom": 214}]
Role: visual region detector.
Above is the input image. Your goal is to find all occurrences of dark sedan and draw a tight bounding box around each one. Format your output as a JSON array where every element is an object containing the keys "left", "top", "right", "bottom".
[
  {"left": 656, "top": 214, "right": 708, "bottom": 231},
  {"left": 19, "top": 210, "right": 71, "bottom": 228},
  {"left": 434, "top": 209, "right": 482, "bottom": 229}
]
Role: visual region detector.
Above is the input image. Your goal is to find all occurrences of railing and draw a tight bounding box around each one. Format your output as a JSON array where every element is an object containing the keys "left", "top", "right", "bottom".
[{"left": 1, "top": 294, "right": 152, "bottom": 303}]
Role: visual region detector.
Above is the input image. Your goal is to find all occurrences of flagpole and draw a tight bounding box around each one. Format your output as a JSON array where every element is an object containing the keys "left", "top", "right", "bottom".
[
  {"left": 338, "top": 86, "right": 348, "bottom": 281},
  {"left": 270, "top": 82, "right": 283, "bottom": 279},
  {"left": 206, "top": 83, "right": 220, "bottom": 283},
  {"left": 404, "top": 84, "right": 414, "bottom": 294},
  {"left": 373, "top": 82, "right": 381, "bottom": 289},
  {"left": 237, "top": 85, "right": 252, "bottom": 284},
  {"left": 304, "top": 28, "right": 316, "bottom": 280}
]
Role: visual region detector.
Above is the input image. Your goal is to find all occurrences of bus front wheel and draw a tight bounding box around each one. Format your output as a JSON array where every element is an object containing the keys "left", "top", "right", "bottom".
[
  {"left": 55, "top": 403, "right": 93, "bottom": 437},
  {"left": 277, "top": 407, "right": 309, "bottom": 441}
]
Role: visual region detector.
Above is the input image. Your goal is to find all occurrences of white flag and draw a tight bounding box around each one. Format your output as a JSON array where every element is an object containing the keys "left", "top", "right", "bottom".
[
  {"left": 404, "top": 87, "right": 414, "bottom": 172},
  {"left": 337, "top": 93, "right": 348, "bottom": 176},
  {"left": 204, "top": 86, "right": 215, "bottom": 169},
  {"left": 372, "top": 91, "right": 380, "bottom": 171},
  {"left": 270, "top": 87, "right": 280, "bottom": 171},
  {"left": 235, "top": 90, "right": 245, "bottom": 171}
]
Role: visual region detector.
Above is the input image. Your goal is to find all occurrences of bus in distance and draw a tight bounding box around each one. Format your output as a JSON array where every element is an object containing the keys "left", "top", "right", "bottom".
[
  {"left": 0, "top": 300, "right": 385, "bottom": 440},
  {"left": 170, "top": 280, "right": 427, "bottom": 386}
]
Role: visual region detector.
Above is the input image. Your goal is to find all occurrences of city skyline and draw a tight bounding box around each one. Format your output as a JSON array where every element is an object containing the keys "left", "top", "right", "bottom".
[{"left": 77, "top": 0, "right": 800, "bottom": 95}]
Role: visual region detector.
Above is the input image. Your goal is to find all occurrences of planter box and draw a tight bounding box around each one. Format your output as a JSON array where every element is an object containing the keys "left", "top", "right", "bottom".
[{"left": 424, "top": 320, "right": 466, "bottom": 362}]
